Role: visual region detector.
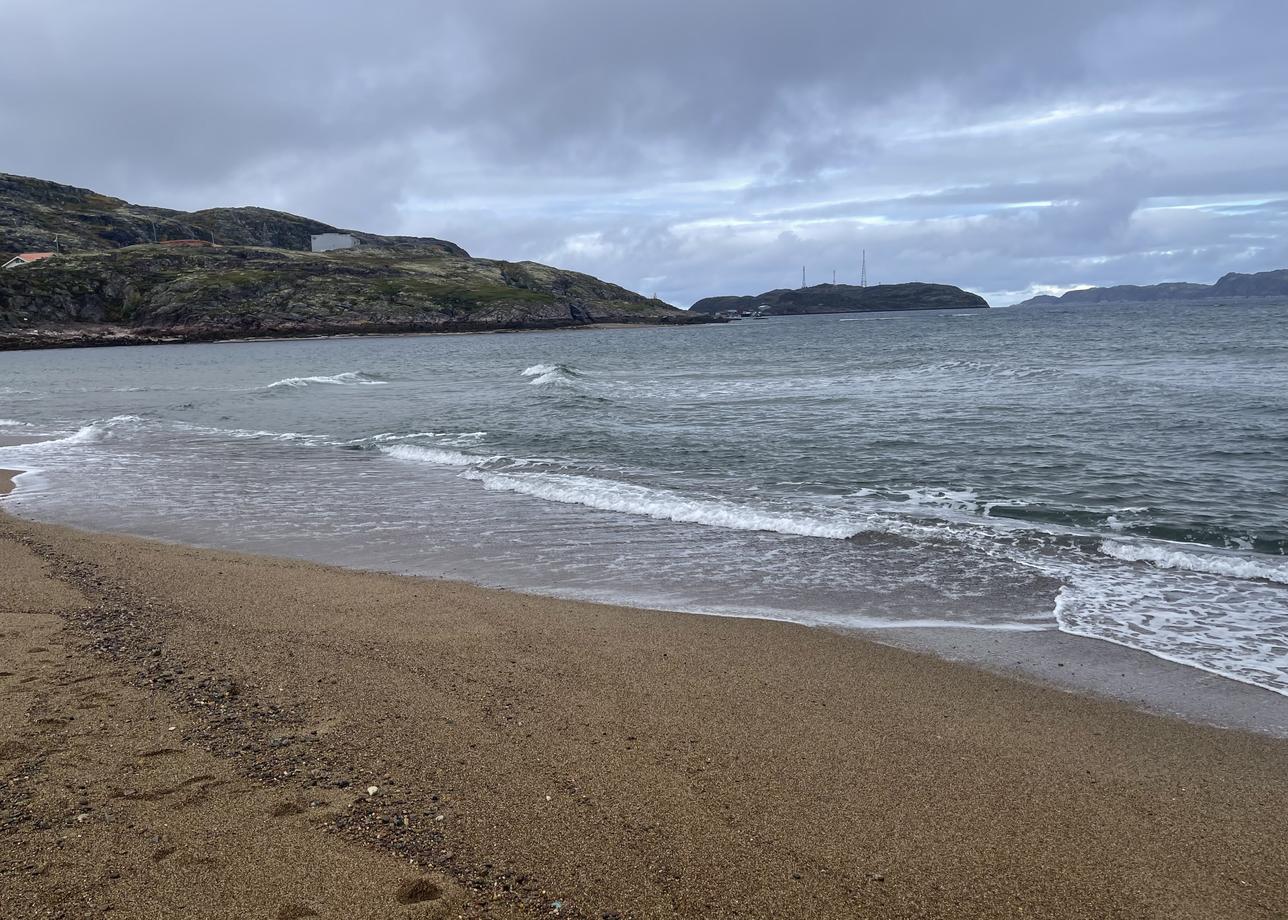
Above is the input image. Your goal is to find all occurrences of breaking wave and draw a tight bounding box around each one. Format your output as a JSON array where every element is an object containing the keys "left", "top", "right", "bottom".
[
  {"left": 522, "top": 363, "right": 581, "bottom": 387},
  {"left": 264, "top": 371, "right": 387, "bottom": 390},
  {"left": 0, "top": 415, "right": 146, "bottom": 452},
  {"left": 1100, "top": 539, "right": 1288, "bottom": 585},
  {"left": 463, "top": 470, "right": 864, "bottom": 539},
  {"left": 380, "top": 443, "right": 484, "bottom": 467}
]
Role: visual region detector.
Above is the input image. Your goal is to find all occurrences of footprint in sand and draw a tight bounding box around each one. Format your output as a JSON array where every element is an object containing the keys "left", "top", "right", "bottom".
[
  {"left": 270, "top": 800, "right": 306, "bottom": 817},
  {"left": 395, "top": 877, "right": 443, "bottom": 904},
  {"left": 275, "top": 904, "right": 319, "bottom": 919}
]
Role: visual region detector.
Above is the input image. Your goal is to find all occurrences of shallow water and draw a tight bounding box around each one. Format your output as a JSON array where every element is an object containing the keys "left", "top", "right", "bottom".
[{"left": 2, "top": 301, "right": 1286, "bottom": 695}]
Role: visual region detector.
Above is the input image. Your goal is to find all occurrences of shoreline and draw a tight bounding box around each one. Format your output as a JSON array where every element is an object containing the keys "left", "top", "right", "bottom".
[
  {"left": 0, "top": 315, "right": 720, "bottom": 353},
  {"left": 3, "top": 465, "right": 1285, "bottom": 737},
  {"left": 0, "top": 468, "right": 21, "bottom": 495},
  {"left": 2, "top": 509, "right": 1285, "bottom": 917}
]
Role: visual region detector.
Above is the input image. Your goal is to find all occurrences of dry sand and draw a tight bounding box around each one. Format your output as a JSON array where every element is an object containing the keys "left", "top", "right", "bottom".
[{"left": 1, "top": 509, "right": 1286, "bottom": 919}]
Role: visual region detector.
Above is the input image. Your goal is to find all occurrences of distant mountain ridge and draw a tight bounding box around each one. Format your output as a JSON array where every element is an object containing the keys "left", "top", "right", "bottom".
[
  {"left": 690, "top": 282, "right": 988, "bottom": 315},
  {"left": 1013, "top": 269, "right": 1288, "bottom": 307}
]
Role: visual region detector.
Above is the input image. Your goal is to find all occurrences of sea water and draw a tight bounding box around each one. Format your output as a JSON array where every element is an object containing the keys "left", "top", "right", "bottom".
[{"left": 2, "top": 300, "right": 1286, "bottom": 696}]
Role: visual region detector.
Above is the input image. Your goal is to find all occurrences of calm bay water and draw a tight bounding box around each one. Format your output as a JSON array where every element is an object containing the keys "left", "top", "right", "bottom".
[{"left": 2, "top": 301, "right": 1286, "bottom": 695}]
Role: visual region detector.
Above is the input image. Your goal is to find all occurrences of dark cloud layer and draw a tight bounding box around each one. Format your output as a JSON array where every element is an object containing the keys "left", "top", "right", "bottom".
[{"left": 3, "top": 0, "right": 1285, "bottom": 304}]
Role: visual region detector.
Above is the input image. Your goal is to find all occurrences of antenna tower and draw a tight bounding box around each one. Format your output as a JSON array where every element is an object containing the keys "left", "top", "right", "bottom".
[{"left": 860, "top": 250, "right": 867, "bottom": 288}]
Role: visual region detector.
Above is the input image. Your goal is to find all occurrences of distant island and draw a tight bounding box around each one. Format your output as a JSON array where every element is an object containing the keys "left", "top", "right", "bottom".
[
  {"left": 689, "top": 282, "right": 989, "bottom": 316},
  {"left": 1012, "top": 269, "right": 1288, "bottom": 307},
  {"left": 0, "top": 173, "right": 713, "bottom": 350}
]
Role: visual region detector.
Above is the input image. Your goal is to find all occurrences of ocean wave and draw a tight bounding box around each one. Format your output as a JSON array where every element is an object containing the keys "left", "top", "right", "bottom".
[
  {"left": 464, "top": 470, "right": 864, "bottom": 539},
  {"left": 362, "top": 431, "right": 441, "bottom": 444},
  {"left": 0, "top": 418, "right": 31, "bottom": 427},
  {"left": 0, "top": 415, "right": 155, "bottom": 454},
  {"left": 264, "top": 371, "right": 386, "bottom": 390},
  {"left": 522, "top": 363, "right": 581, "bottom": 387},
  {"left": 0, "top": 423, "right": 102, "bottom": 451},
  {"left": 380, "top": 444, "right": 484, "bottom": 467},
  {"left": 166, "top": 421, "right": 324, "bottom": 443},
  {"left": 1099, "top": 540, "right": 1288, "bottom": 585}
]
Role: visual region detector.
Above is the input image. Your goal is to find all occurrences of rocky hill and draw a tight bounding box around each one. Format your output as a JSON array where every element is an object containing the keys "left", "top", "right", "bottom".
[
  {"left": 0, "top": 173, "right": 466, "bottom": 256},
  {"left": 690, "top": 282, "right": 988, "bottom": 316},
  {"left": 0, "top": 173, "right": 710, "bottom": 348},
  {"left": 1013, "top": 269, "right": 1288, "bottom": 307}
]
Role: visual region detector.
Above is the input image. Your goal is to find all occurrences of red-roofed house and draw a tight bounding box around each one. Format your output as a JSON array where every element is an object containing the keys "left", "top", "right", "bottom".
[{"left": 2, "top": 252, "right": 55, "bottom": 269}]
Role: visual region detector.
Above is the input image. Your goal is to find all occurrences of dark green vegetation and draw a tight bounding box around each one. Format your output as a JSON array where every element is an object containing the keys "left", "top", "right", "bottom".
[
  {"left": 1013, "top": 269, "right": 1288, "bottom": 307},
  {"left": 0, "top": 174, "right": 710, "bottom": 349},
  {"left": 689, "top": 282, "right": 989, "bottom": 316}
]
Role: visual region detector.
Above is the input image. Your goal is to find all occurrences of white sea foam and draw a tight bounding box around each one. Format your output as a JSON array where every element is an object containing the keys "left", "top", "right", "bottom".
[
  {"left": 0, "top": 419, "right": 30, "bottom": 427},
  {"left": 522, "top": 363, "right": 580, "bottom": 386},
  {"left": 1100, "top": 540, "right": 1288, "bottom": 585},
  {"left": 265, "top": 371, "right": 386, "bottom": 389},
  {"left": 381, "top": 444, "right": 481, "bottom": 467},
  {"left": 1053, "top": 572, "right": 1288, "bottom": 697},
  {"left": 170, "top": 421, "right": 324, "bottom": 443},
  {"left": 0, "top": 423, "right": 104, "bottom": 450},
  {"left": 465, "top": 470, "right": 864, "bottom": 539},
  {"left": 363, "top": 431, "right": 440, "bottom": 444},
  {"left": 898, "top": 487, "right": 982, "bottom": 512}
]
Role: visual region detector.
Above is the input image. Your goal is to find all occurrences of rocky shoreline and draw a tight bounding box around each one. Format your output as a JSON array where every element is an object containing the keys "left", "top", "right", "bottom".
[{"left": 0, "top": 312, "right": 713, "bottom": 352}]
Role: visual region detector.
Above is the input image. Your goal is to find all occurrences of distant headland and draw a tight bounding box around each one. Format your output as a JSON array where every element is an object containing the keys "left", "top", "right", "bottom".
[
  {"left": 0, "top": 173, "right": 714, "bottom": 351},
  {"left": 689, "top": 282, "right": 989, "bottom": 317},
  {"left": 1012, "top": 269, "right": 1288, "bottom": 307}
]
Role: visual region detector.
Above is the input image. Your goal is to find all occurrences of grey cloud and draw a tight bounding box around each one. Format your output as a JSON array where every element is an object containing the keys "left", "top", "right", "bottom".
[{"left": 1, "top": 0, "right": 1285, "bottom": 306}]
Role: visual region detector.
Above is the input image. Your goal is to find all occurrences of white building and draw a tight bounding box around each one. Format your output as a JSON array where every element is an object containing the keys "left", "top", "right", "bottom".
[
  {"left": 310, "top": 233, "right": 358, "bottom": 253},
  {"left": 2, "top": 252, "right": 54, "bottom": 269}
]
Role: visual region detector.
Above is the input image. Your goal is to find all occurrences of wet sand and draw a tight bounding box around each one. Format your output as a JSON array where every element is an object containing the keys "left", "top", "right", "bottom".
[
  {"left": 0, "top": 470, "right": 20, "bottom": 496},
  {"left": 1, "top": 510, "right": 1286, "bottom": 918}
]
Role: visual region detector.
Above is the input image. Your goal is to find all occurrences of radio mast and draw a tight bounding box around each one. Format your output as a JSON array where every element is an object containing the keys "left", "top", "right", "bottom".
[
  {"left": 802, "top": 266, "right": 806, "bottom": 288},
  {"left": 860, "top": 250, "right": 867, "bottom": 288}
]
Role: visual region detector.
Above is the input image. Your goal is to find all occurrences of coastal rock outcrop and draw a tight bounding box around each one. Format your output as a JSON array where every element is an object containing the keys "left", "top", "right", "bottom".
[{"left": 689, "top": 282, "right": 989, "bottom": 315}]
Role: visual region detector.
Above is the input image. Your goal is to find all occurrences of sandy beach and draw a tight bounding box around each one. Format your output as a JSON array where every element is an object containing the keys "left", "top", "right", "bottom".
[{"left": 1, "top": 508, "right": 1285, "bottom": 919}]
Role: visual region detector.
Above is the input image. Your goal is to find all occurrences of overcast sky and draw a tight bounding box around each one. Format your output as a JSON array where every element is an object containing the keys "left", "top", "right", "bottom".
[{"left": 3, "top": 1, "right": 1285, "bottom": 305}]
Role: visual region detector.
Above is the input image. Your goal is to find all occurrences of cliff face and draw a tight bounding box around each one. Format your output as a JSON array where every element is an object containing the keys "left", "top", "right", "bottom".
[
  {"left": 0, "top": 174, "right": 710, "bottom": 348},
  {"left": 1014, "top": 269, "right": 1288, "bottom": 307},
  {"left": 690, "top": 282, "right": 989, "bottom": 315}
]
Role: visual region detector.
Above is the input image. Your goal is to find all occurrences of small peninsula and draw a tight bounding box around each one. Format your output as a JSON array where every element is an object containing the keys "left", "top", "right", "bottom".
[
  {"left": 1012, "top": 269, "right": 1288, "bottom": 307},
  {"left": 689, "top": 281, "right": 989, "bottom": 316},
  {"left": 0, "top": 174, "right": 713, "bottom": 350}
]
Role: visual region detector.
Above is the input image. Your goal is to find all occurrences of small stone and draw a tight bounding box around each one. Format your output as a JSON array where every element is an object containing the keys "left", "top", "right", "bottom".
[{"left": 367, "top": 786, "right": 379, "bottom": 796}]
